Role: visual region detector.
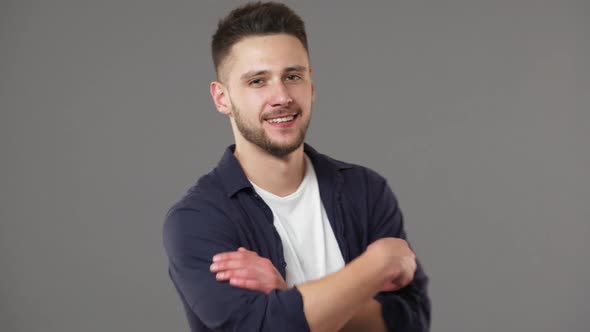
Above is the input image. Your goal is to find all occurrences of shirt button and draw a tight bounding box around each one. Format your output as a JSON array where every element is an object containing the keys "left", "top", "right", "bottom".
[{"left": 282, "top": 261, "right": 287, "bottom": 268}]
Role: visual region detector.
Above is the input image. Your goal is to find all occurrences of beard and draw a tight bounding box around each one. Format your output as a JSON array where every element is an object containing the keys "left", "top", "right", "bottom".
[{"left": 231, "top": 102, "right": 310, "bottom": 158}]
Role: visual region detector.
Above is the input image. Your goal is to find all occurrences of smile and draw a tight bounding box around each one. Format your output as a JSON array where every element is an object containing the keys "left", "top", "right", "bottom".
[
  {"left": 266, "top": 113, "right": 300, "bottom": 129},
  {"left": 267, "top": 115, "right": 295, "bottom": 123},
  {"left": 265, "top": 113, "right": 299, "bottom": 127}
]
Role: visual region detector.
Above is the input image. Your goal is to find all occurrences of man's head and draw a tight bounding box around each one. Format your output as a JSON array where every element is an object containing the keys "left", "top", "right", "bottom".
[{"left": 209, "top": 2, "right": 314, "bottom": 158}]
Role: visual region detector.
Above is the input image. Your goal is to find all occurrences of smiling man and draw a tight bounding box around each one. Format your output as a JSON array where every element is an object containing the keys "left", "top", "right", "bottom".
[{"left": 163, "top": 2, "right": 430, "bottom": 331}]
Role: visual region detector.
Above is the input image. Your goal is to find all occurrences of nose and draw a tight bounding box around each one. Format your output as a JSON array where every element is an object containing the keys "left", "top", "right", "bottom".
[{"left": 269, "top": 81, "right": 293, "bottom": 107}]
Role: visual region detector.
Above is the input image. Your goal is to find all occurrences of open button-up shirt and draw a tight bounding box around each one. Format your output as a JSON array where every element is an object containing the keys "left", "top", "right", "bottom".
[{"left": 163, "top": 144, "right": 431, "bottom": 331}]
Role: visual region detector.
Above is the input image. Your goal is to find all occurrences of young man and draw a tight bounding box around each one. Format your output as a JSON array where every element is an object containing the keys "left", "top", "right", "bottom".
[{"left": 163, "top": 2, "right": 430, "bottom": 331}]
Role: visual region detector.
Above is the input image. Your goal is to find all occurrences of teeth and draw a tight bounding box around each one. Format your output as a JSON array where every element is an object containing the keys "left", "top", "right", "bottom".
[{"left": 268, "top": 116, "right": 295, "bottom": 123}]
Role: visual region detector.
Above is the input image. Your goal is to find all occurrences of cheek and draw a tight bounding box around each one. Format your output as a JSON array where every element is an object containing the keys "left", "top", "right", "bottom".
[
  {"left": 235, "top": 89, "right": 267, "bottom": 109},
  {"left": 250, "top": 94, "right": 268, "bottom": 109},
  {"left": 231, "top": 95, "right": 264, "bottom": 117},
  {"left": 292, "top": 86, "right": 314, "bottom": 107}
]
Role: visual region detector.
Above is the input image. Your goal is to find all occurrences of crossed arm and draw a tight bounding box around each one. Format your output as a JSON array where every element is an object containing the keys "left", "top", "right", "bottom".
[
  {"left": 211, "top": 239, "right": 417, "bottom": 332},
  {"left": 164, "top": 176, "right": 429, "bottom": 331}
]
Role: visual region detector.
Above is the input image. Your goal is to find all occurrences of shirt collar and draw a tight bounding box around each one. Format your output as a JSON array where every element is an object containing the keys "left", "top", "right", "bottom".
[{"left": 216, "top": 143, "right": 353, "bottom": 197}]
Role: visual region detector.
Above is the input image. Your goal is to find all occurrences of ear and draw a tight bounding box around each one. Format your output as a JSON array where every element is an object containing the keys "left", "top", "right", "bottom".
[{"left": 210, "top": 81, "right": 232, "bottom": 116}]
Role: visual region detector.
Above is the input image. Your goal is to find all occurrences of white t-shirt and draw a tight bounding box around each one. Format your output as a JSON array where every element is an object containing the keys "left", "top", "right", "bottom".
[{"left": 249, "top": 155, "right": 345, "bottom": 287}]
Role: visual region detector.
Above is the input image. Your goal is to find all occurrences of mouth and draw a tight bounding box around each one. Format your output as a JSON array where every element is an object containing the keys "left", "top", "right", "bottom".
[{"left": 264, "top": 113, "right": 299, "bottom": 128}]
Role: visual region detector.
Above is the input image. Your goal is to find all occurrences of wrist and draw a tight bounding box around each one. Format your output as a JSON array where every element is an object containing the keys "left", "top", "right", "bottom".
[{"left": 360, "top": 246, "right": 398, "bottom": 285}]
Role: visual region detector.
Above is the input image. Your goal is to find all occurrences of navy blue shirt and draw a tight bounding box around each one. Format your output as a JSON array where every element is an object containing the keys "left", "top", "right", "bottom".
[{"left": 163, "top": 144, "right": 431, "bottom": 331}]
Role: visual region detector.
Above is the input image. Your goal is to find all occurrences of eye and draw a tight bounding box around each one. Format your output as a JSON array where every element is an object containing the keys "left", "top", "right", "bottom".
[
  {"left": 248, "top": 78, "right": 265, "bottom": 86},
  {"left": 285, "top": 74, "right": 302, "bottom": 81}
]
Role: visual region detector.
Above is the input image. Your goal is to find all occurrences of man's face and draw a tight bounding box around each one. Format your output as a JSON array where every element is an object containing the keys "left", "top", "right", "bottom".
[{"left": 217, "top": 34, "right": 314, "bottom": 158}]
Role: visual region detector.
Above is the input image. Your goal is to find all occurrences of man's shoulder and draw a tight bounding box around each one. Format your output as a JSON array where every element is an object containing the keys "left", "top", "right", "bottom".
[
  {"left": 162, "top": 167, "right": 242, "bottom": 256},
  {"left": 163, "top": 167, "right": 241, "bottom": 241}
]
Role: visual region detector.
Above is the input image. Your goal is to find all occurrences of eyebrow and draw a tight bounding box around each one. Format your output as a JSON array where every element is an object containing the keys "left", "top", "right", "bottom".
[
  {"left": 285, "top": 65, "right": 307, "bottom": 73},
  {"left": 240, "top": 65, "right": 308, "bottom": 81}
]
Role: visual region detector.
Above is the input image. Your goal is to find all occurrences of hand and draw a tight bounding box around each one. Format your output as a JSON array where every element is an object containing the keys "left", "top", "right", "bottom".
[
  {"left": 210, "top": 247, "right": 288, "bottom": 294},
  {"left": 366, "top": 238, "right": 417, "bottom": 292}
]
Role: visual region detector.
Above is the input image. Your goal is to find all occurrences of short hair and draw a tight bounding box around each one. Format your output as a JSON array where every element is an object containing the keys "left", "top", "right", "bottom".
[{"left": 211, "top": 1, "right": 309, "bottom": 79}]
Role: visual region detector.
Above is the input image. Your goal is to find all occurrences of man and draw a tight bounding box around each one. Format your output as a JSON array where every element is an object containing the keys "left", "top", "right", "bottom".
[{"left": 163, "top": 2, "right": 430, "bottom": 331}]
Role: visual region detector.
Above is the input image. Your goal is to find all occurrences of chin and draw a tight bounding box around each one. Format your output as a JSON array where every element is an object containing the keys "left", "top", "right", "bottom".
[{"left": 264, "top": 141, "right": 304, "bottom": 158}]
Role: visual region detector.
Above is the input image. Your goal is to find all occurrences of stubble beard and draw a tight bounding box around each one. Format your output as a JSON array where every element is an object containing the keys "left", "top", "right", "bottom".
[{"left": 231, "top": 102, "right": 310, "bottom": 158}]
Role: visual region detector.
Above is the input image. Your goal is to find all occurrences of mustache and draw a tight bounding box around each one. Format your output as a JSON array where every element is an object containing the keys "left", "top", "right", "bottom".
[{"left": 262, "top": 108, "right": 302, "bottom": 120}]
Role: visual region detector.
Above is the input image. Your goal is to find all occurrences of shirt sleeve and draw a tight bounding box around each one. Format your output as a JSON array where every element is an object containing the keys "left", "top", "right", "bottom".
[
  {"left": 367, "top": 172, "right": 431, "bottom": 332},
  {"left": 163, "top": 207, "right": 310, "bottom": 332}
]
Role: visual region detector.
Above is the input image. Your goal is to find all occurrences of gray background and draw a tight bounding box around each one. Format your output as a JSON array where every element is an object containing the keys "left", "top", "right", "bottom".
[{"left": 1, "top": 0, "right": 588, "bottom": 331}]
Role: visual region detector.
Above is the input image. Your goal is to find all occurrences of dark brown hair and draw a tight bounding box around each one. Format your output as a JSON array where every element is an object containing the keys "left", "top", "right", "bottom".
[{"left": 211, "top": 1, "right": 308, "bottom": 79}]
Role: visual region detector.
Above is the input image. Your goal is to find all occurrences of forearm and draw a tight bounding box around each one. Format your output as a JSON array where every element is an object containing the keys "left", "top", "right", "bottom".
[
  {"left": 339, "top": 299, "right": 387, "bottom": 332},
  {"left": 297, "top": 251, "right": 390, "bottom": 332}
]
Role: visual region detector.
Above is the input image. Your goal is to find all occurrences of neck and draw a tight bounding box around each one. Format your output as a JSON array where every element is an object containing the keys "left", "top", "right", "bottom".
[{"left": 234, "top": 142, "right": 306, "bottom": 197}]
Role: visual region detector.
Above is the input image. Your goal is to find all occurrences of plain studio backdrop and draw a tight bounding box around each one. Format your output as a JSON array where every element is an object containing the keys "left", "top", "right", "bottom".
[{"left": 1, "top": 0, "right": 588, "bottom": 331}]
